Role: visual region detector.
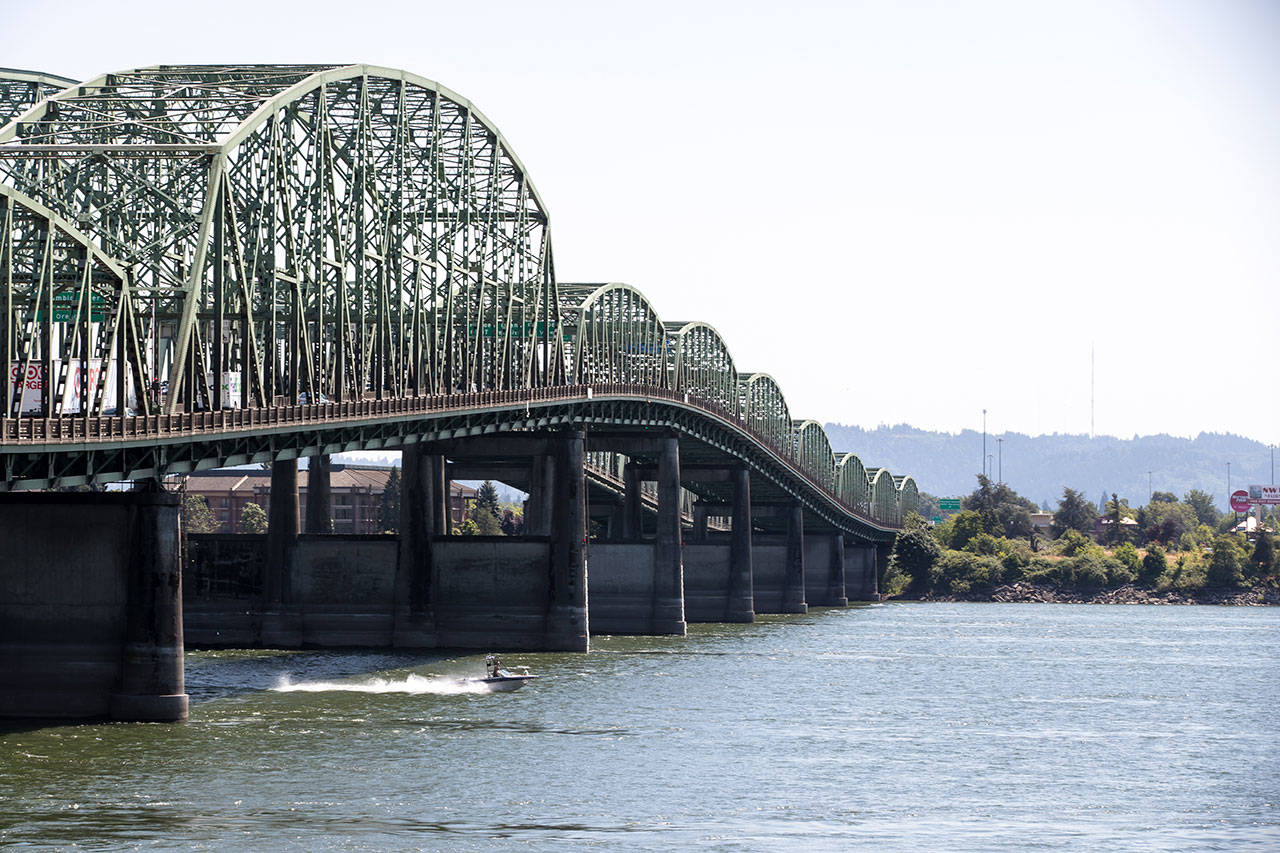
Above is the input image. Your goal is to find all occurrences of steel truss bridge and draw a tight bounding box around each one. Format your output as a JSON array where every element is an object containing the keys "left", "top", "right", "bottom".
[{"left": 0, "top": 65, "right": 917, "bottom": 541}]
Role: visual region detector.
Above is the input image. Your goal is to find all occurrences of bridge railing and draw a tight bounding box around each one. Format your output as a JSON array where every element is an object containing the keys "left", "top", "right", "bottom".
[{"left": 0, "top": 383, "right": 894, "bottom": 529}]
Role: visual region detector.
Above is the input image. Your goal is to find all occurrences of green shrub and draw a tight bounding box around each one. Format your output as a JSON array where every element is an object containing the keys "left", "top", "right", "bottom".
[
  {"left": 929, "top": 550, "right": 1001, "bottom": 595},
  {"left": 1139, "top": 546, "right": 1167, "bottom": 585},
  {"left": 948, "top": 510, "right": 985, "bottom": 550},
  {"left": 1071, "top": 552, "right": 1108, "bottom": 588},
  {"left": 1025, "top": 556, "right": 1072, "bottom": 587},
  {"left": 1206, "top": 535, "right": 1245, "bottom": 588},
  {"left": 965, "top": 532, "right": 1000, "bottom": 556},
  {"left": 1056, "top": 528, "right": 1091, "bottom": 557},
  {"left": 1105, "top": 556, "right": 1136, "bottom": 587},
  {"left": 887, "top": 527, "right": 941, "bottom": 596}
]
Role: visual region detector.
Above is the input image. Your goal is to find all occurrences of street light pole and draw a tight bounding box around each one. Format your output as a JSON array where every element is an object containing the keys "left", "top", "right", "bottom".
[
  {"left": 997, "top": 438, "right": 1003, "bottom": 484},
  {"left": 982, "top": 409, "right": 987, "bottom": 479}
]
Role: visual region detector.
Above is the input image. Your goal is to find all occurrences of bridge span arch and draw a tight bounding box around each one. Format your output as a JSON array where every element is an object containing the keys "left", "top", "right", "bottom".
[
  {"left": 0, "top": 68, "right": 77, "bottom": 125},
  {"left": 0, "top": 64, "right": 914, "bottom": 531}
]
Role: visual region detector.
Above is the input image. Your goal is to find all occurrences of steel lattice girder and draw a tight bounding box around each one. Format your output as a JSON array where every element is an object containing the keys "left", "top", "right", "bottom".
[
  {"left": 0, "top": 69, "right": 77, "bottom": 126},
  {"left": 0, "top": 64, "right": 559, "bottom": 415},
  {"left": 0, "top": 64, "right": 917, "bottom": 529},
  {"left": 835, "top": 452, "right": 871, "bottom": 515}
]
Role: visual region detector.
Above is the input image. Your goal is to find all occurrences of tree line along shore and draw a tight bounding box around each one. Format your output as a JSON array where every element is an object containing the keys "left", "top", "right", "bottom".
[{"left": 886, "top": 477, "right": 1278, "bottom": 606}]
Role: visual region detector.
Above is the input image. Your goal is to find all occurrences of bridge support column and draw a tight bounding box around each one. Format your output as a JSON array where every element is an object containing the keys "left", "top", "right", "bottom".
[
  {"left": 653, "top": 436, "right": 687, "bottom": 634},
  {"left": 546, "top": 430, "right": 589, "bottom": 650},
  {"left": 727, "top": 467, "right": 754, "bottom": 622},
  {"left": 845, "top": 545, "right": 878, "bottom": 601},
  {"left": 263, "top": 459, "right": 302, "bottom": 645},
  {"left": 804, "top": 532, "right": 848, "bottom": 607},
  {"left": 782, "top": 504, "right": 808, "bottom": 614},
  {"left": 0, "top": 491, "right": 187, "bottom": 721},
  {"left": 621, "top": 461, "right": 642, "bottom": 539},
  {"left": 110, "top": 489, "right": 188, "bottom": 722},
  {"left": 525, "top": 453, "right": 555, "bottom": 537},
  {"left": 394, "top": 443, "right": 438, "bottom": 646},
  {"left": 873, "top": 541, "right": 892, "bottom": 599},
  {"left": 691, "top": 504, "right": 709, "bottom": 542},
  {"left": 305, "top": 453, "right": 333, "bottom": 533}
]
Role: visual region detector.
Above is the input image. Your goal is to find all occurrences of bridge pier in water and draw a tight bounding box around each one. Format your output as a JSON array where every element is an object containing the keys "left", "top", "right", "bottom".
[
  {"left": 842, "top": 544, "right": 882, "bottom": 601},
  {"left": 0, "top": 491, "right": 188, "bottom": 722},
  {"left": 804, "top": 532, "right": 848, "bottom": 608},
  {"left": 750, "top": 503, "right": 808, "bottom": 614},
  {"left": 586, "top": 435, "right": 688, "bottom": 635},
  {"left": 403, "top": 431, "right": 589, "bottom": 651},
  {"left": 681, "top": 467, "right": 754, "bottom": 623}
]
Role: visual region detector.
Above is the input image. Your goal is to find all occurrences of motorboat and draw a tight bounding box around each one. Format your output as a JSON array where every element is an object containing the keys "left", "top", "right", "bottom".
[{"left": 474, "top": 655, "right": 538, "bottom": 692}]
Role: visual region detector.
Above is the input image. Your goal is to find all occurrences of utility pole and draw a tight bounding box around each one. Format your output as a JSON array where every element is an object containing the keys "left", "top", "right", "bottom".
[
  {"left": 1227, "top": 461, "right": 1232, "bottom": 511},
  {"left": 997, "top": 437, "right": 1003, "bottom": 484},
  {"left": 1148, "top": 471, "right": 1152, "bottom": 502},
  {"left": 982, "top": 409, "right": 987, "bottom": 479}
]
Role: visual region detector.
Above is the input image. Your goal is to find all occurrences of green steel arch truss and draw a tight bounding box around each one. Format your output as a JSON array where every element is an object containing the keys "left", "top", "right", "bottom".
[
  {"left": 835, "top": 452, "right": 871, "bottom": 516},
  {"left": 0, "top": 65, "right": 917, "bottom": 527},
  {"left": 792, "top": 419, "right": 836, "bottom": 492},
  {"left": 0, "top": 69, "right": 76, "bottom": 126}
]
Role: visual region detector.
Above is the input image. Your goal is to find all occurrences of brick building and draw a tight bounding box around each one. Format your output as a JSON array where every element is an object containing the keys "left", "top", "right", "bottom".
[{"left": 179, "top": 464, "right": 477, "bottom": 534}]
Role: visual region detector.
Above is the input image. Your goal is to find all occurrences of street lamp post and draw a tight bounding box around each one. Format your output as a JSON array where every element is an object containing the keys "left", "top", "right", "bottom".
[{"left": 982, "top": 409, "right": 987, "bottom": 479}]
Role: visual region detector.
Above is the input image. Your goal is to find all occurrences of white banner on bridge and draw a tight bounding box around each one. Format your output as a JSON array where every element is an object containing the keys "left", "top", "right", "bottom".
[{"left": 7, "top": 360, "right": 123, "bottom": 415}]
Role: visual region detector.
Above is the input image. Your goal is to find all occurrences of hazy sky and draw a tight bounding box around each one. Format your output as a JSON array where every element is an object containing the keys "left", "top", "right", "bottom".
[{"left": 3, "top": 0, "right": 1277, "bottom": 444}]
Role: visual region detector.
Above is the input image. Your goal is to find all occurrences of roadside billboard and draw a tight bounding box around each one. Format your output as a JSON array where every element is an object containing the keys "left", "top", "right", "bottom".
[{"left": 1248, "top": 484, "right": 1280, "bottom": 505}]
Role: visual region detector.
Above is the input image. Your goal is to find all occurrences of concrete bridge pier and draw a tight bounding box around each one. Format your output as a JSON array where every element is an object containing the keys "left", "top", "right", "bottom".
[
  {"left": 585, "top": 435, "right": 686, "bottom": 635},
  {"left": 680, "top": 466, "right": 753, "bottom": 623},
  {"left": 844, "top": 545, "right": 878, "bottom": 601},
  {"left": 652, "top": 436, "right": 687, "bottom": 634},
  {"left": 0, "top": 490, "right": 188, "bottom": 722},
  {"left": 804, "top": 532, "right": 848, "bottom": 607},
  {"left": 783, "top": 504, "right": 808, "bottom": 614},
  {"left": 262, "top": 458, "right": 302, "bottom": 645},
  {"left": 749, "top": 503, "right": 806, "bottom": 614},
  {"left": 428, "top": 430, "right": 589, "bottom": 651},
  {"left": 545, "top": 430, "right": 590, "bottom": 650},
  {"left": 394, "top": 443, "right": 442, "bottom": 646},
  {"left": 305, "top": 453, "right": 333, "bottom": 533},
  {"left": 874, "top": 541, "right": 893, "bottom": 599},
  {"left": 110, "top": 488, "right": 189, "bottom": 722}
]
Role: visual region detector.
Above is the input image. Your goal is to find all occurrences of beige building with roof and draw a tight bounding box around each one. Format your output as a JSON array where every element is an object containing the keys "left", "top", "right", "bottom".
[{"left": 179, "top": 464, "right": 476, "bottom": 534}]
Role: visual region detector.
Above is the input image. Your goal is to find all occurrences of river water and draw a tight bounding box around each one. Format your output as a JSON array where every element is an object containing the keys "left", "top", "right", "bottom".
[{"left": 2, "top": 603, "right": 1277, "bottom": 851}]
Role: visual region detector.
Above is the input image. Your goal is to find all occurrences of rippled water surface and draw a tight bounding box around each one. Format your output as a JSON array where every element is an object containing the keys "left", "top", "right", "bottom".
[{"left": 3, "top": 603, "right": 1278, "bottom": 850}]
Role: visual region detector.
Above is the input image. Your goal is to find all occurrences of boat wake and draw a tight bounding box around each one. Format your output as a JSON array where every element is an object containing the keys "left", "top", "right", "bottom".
[{"left": 271, "top": 673, "right": 490, "bottom": 695}]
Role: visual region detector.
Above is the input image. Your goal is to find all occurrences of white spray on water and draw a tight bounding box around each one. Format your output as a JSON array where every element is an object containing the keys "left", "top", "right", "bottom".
[{"left": 271, "top": 673, "right": 489, "bottom": 695}]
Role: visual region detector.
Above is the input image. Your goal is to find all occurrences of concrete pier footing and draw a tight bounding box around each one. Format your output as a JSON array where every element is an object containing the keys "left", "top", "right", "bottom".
[{"left": 0, "top": 491, "right": 188, "bottom": 721}]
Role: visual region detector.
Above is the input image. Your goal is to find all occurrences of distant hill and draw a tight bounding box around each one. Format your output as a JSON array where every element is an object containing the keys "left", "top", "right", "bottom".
[
  {"left": 336, "top": 429, "right": 1273, "bottom": 513},
  {"left": 823, "top": 424, "right": 1273, "bottom": 512}
]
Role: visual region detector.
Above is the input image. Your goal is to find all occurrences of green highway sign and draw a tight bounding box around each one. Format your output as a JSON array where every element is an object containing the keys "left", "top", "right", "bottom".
[{"left": 939, "top": 498, "right": 962, "bottom": 512}]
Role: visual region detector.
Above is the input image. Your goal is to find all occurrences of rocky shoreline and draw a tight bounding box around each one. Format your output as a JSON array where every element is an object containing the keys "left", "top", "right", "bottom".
[{"left": 899, "top": 582, "right": 1280, "bottom": 606}]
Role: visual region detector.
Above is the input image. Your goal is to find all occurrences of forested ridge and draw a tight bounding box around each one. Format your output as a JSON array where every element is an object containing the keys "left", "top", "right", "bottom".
[{"left": 825, "top": 424, "right": 1273, "bottom": 511}]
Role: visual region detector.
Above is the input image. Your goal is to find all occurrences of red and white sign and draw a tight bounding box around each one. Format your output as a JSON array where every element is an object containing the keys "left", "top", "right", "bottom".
[
  {"left": 1249, "top": 484, "right": 1280, "bottom": 505},
  {"left": 6, "top": 360, "right": 117, "bottom": 414},
  {"left": 1230, "top": 490, "right": 1252, "bottom": 512}
]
